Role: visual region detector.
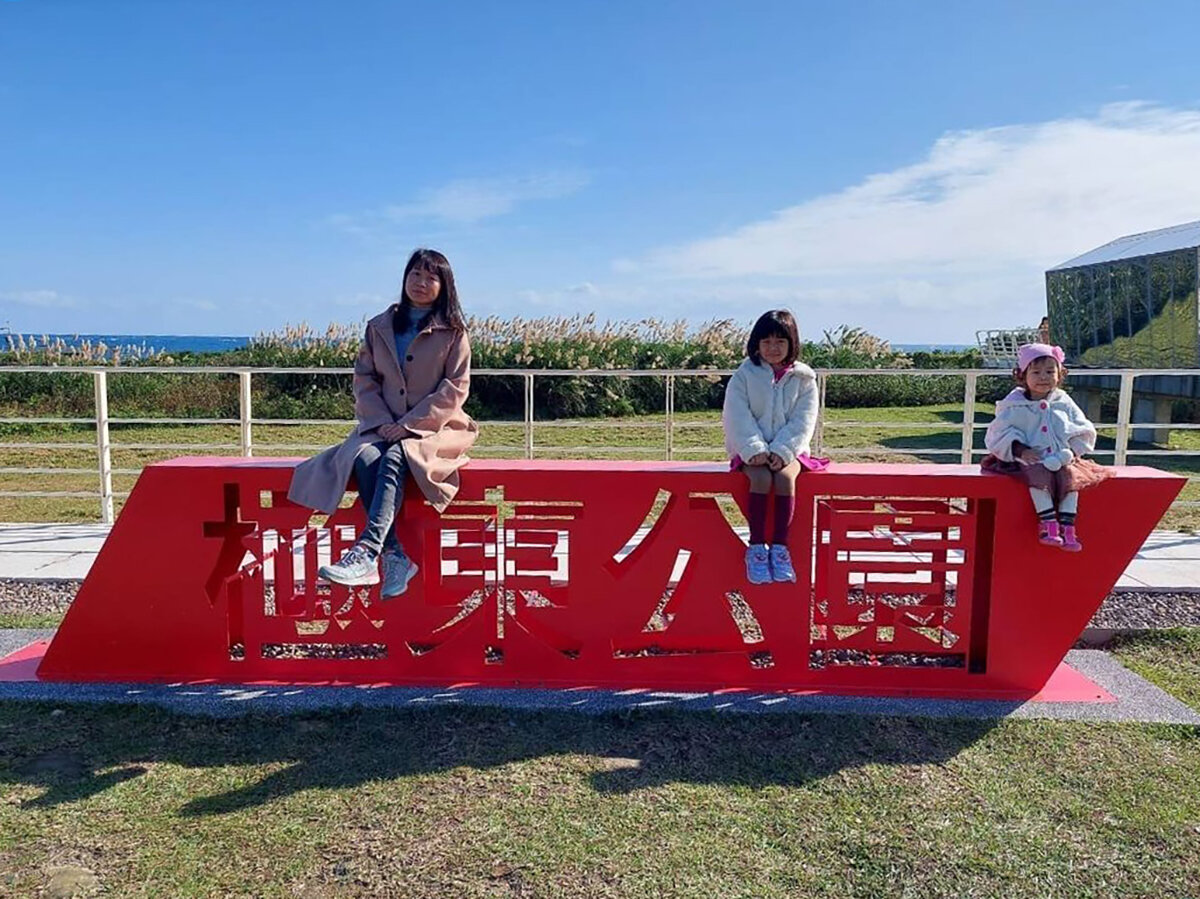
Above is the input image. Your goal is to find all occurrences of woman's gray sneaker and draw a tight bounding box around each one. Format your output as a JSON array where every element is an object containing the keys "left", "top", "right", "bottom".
[
  {"left": 318, "top": 546, "right": 380, "bottom": 586},
  {"left": 380, "top": 549, "right": 419, "bottom": 598}
]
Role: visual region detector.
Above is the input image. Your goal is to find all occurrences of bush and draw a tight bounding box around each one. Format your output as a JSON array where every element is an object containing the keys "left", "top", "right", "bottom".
[{"left": 2, "top": 317, "right": 989, "bottom": 417}]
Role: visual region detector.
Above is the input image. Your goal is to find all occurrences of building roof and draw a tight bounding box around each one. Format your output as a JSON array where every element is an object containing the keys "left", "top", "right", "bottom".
[{"left": 1049, "top": 219, "right": 1200, "bottom": 271}]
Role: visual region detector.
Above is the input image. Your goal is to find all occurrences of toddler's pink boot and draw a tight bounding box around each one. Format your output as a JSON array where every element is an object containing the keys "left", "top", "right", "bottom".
[
  {"left": 1038, "top": 520, "right": 1063, "bottom": 547},
  {"left": 1060, "top": 524, "right": 1083, "bottom": 552}
]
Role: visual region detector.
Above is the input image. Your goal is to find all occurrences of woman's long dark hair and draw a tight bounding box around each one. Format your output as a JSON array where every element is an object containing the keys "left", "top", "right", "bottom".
[{"left": 395, "top": 248, "right": 467, "bottom": 331}]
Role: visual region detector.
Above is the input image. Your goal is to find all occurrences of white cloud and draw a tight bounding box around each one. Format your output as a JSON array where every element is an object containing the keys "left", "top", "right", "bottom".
[
  {"left": 333, "top": 291, "right": 391, "bottom": 308},
  {"left": 327, "top": 171, "right": 590, "bottom": 238},
  {"left": 324, "top": 213, "right": 374, "bottom": 239},
  {"left": 623, "top": 103, "right": 1200, "bottom": 341},
  {"left": 384, "top": 171, "right": 589, "bottom": 224},
  {"left": 1, "top": 289, "right": 76, "bottom": 309},
  {"left": 176, "top": 298, "right": 218, "bottom": 312}
]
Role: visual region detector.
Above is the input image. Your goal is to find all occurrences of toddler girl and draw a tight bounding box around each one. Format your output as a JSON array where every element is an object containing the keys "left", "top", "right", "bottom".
[
  {"left": 722, "top": 309, "right": 823, "bottom": 584},
  {"left": 982, "top": 343, "right": 1110, "bottom": 551}
]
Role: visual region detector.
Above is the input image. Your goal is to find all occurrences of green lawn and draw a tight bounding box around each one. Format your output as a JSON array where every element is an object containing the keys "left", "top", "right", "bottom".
[
  {"left": 3, "top": 415, "right": 1200, "bottom": 897},
  {"left": 1, "top": 702, "right": 1198, "bottom": 898},
  {"left": 1112, "top": 628, "right": 1200, "bottom": 712},
  {"left": 3, "top": 405, "right": 1198, "bottom": 528},
  {"left": 0, "top": 613, "right": 61, "bottom": 629}
]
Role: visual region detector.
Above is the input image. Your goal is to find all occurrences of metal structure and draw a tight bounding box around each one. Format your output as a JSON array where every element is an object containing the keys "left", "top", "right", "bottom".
[
  {"left": 1045, "top": 221, "right": 1200, "bottom": 443},
  {"left": 36, "top": 457, "right": 1183, "bottom": 698},
  {"left": 975, "top": 328, "right": 1040, "bottom": 369},
  {"left": 1046, "top": 220, "right": 1200, "bottom": 369},
  {"left": 3, "top": 365, "right": 1199, "bottom": 524}
]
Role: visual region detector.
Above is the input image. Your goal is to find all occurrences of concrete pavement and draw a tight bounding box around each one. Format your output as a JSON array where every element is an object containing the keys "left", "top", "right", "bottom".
[
  {"left": 0, "top": 523, "right": 111, "bottom": 580},
  {"left": 0, "top": 523, "right": 1197, "bottom": 589}
]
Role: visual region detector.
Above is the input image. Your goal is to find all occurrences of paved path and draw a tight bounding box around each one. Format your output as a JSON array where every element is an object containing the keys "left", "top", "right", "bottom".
[
  {"left": 0, "top": 524, "right": 111, "bottom": 580},
  {"left": 1, "top": 523, "right": 1198, "bottom": 588}
]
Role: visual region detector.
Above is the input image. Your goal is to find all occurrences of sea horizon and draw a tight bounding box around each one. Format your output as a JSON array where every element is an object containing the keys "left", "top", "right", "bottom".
[
  {"left": 3, "top": 332, "right": 250, "bottom": 355},
  {"left": 3, "top": 331, "right": 976, "bottom": 355}
]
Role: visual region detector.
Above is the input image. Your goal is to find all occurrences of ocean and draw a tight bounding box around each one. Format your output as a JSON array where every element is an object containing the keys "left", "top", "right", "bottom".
[
  {"left": 893, "top": 343, "right": 973, "bottom": 353},
  {"left": 2, "top": 333, "right": 975, "bottom": 355},
  {"left": 3, "top": 333, "right": 250, "bottom": 354}
]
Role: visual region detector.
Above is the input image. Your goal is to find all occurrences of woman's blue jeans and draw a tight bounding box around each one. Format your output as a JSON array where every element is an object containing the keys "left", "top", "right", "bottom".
[{"left": 352, "top": 440, "right": 408, "bottom": 557}]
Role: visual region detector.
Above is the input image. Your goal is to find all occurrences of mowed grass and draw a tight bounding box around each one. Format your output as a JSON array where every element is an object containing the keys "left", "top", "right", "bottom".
[
  {"left": 1, "top": 702, "right": 1199, "bottom": 898},
  {"left": 0, "top": 613, "right": 61, "bottom": 629},
  {"left": 1112, "top": 628, "right": 1200, "bottom": 712},
  {"left": 3, "top": 404, "right": 1198, "bottom": 527},
  {"left": 2, "top": 412, "right": 1200, "bottom": 896}
]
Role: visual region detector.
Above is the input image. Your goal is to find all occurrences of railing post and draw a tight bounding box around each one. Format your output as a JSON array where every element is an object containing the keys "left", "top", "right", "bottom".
[
  {"left": 960, "top": 372, "right": 978, "bottom": 464},
  {"left": 523, "top": 373, "right": 534, "bottom": 460},
  {"left": 665, "top": 374, "right": 675, "bottom": 461},
  {"left": 1115, "top": 371, "right": 1135, "bottom": 464},
  {"left": 814, "top": 371, "right": 827, "bottom": 456},
  {"left": 238, "top": 370, "right": 253, "bottom": 457},
  {"left": 93, "top": 370, "right": 114, "bottom": 525}
]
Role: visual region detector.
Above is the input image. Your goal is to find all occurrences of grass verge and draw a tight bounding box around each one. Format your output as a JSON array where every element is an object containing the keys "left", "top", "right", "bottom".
[
  {"left": 2, "top": 406, "right": 1198, "bottom": 528},
  {"left": 1111, "top": 627, "right": 1200, "bottom": 711},
  {"left": 0, "top": 703, "right": 1198, "bottom": 898},
  {"left": 0, "top": 613, "right": 61, "bottom": 630}
]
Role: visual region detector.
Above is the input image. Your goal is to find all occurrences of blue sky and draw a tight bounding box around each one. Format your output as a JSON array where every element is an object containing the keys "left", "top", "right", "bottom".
[{"left": 5, "top": 0, "right": 1200, "bottom": 343}]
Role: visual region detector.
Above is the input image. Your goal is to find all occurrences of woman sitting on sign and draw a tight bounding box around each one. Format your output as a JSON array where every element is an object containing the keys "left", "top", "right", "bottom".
[{"left": 288, "top": 248, "right": 478, "bottom": 598}]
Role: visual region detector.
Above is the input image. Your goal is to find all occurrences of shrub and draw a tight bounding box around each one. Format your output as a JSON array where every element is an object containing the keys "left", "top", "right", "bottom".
[{"left": 2, "top": 318, "right": 988, "bottom": 417}]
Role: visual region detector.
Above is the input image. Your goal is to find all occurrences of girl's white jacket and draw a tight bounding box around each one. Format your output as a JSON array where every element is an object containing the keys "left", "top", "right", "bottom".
[
  {"left": 983, "top": 388, "right": 1097, "bottom": 462},
  {"left": 722, "top": 358, "right": 819, "bottom": 466}
]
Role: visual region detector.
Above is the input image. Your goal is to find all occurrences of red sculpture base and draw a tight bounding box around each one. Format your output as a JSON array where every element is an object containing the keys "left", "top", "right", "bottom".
[
  {"left": 35, "top": 458, "right": 1183, "bottom": 699},
  {"left": 3, "top": 639, "right": 1116, "bottom": 703}
]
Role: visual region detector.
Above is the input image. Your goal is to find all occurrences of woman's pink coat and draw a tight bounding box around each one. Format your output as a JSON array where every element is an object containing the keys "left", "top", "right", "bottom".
[{"left": 287, "top": 307, "right": 478, "bottom": 514}]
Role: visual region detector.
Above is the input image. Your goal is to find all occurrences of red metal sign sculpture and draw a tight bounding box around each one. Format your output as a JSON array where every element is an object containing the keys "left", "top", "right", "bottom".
[{"left": 36, "top": 458, "right": 1184, "bottom": 698}]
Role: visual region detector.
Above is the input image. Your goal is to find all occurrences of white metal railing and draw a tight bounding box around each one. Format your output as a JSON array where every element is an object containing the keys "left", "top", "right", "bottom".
[
  {"left": 1, "top": 365, "right": 1197, "bottom": 523},
  {"left": 975, "top": 327, "right": 1041, "bottom": 369}
]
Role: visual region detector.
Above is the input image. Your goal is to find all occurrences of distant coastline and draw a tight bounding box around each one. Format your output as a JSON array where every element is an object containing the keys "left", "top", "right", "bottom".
[
  {"left": 4, "top": 334, "right": 973, "bottom": 356},
  {"left": 893, "top": 343, "right": 973, "bottom": 353},
  {"left": 3, "top": 333, "right": 250, "bottom": 354}
]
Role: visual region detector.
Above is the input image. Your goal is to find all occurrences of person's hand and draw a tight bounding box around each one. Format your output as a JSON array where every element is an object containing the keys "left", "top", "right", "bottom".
[
  {"left": 746, "top": 453, "right": 769, "bottom": 466},
  {"left": 378, "top": 422, "right": 406, "bottom": 442},
  {"left": 767, "top": 453, "right": 785, "bottom": 471},
  {"left": 1018, "top": 448, "right": 1042, "bottom": 465}
]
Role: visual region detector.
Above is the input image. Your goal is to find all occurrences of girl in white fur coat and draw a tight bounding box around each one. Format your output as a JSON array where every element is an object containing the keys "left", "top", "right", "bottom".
[
  {"left": 722, "top": 310, "right": 824, "bottom": 585},
  {"left": 982, "top": 343, "right": 1110, "bottom": 551}
]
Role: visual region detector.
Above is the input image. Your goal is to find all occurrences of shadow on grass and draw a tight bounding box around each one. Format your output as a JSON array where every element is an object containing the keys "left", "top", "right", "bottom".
[{"left": 0, "top": 702, "right": 997, "bottom": 816}]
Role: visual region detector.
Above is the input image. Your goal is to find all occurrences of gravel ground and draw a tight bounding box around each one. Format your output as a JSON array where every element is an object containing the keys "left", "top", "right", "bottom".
[
  {"left": 3, "top": 578, "right": 1199, "bottom": 630},
  {"left": 1087, "top": 590, "right": 1200, "bottom": 628},
  {"left": 0, "top": 579, "right": 76, "bottom": 619}
]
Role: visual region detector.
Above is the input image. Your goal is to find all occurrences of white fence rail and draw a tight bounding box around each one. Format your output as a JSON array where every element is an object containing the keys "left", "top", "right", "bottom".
[{"left": 1, "top": 365, "right": 1197, "bottom": 524}]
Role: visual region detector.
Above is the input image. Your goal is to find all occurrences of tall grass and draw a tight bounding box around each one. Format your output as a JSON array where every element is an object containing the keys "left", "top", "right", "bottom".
[
  {"left": 3, "top": 332, "right": 168, "bottom": 365},
  {"left": 1, "top": 317, "right": 988, "bottom": 419}
]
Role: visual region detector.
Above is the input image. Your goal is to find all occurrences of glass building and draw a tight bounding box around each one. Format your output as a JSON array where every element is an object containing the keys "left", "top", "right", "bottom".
[{"left": 1046, "top": 220, "right": 1200, "bottom": 368}]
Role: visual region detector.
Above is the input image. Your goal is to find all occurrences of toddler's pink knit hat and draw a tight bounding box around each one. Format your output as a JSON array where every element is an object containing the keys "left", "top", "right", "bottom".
[{"left": 1016, "top": 343, "right": 1064, "bottom": 372}]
